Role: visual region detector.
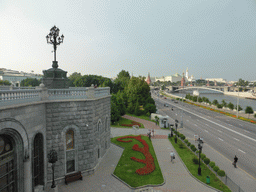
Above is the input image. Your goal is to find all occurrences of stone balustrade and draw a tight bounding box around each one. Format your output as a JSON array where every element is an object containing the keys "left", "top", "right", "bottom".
[{"left": 0, "top": 86, "right": 110, "bottom": 108}]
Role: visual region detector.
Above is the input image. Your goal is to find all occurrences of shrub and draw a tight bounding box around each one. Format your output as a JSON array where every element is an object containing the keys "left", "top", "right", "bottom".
[
  {"left": 213, "top": 166, "right": 220, "bottom": 172},
  {"left": 217, "top": 170, "right": 226, "bottom": 177},
  {"left": 200, "top": 153, "right": 206, "bottom": 160},
  {"left": 196, "top": 150, "right": 200, "bottom": 154},
  {"left": 254, "top": 113, "right": 256, "bottom": 118},
  {"left": 184, "top": 139, "right": 188, "bottom": 143},
  {"left": 181, "top": 135, "right": 185, "bottom": 140},
  {"left": 217, "top": 104, "right": 223, "bottom": 109},
  {"left": 203, "top": 158, "right": 210, "bottom": 165},
  {"left": 191, "top": 147, "right": 197, "bottom": 152},
  {"left": 192, "top": 156, "right": 199, "bottom": 164},
  {"left": 209, "top": 161, "right": 215, "bottom": 168},
  {"left": 190, "top": 144, "right": 195, "bottom": 149},
  {"left": 187, "top": 142, "right": 191, "bottom": 146}
]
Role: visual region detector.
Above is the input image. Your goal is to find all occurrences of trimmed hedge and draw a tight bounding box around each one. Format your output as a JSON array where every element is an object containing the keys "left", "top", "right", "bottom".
[
  {"left": 190, "top": 144, "right": 195, "bottom": 149},
  {"left": 217, "top": 170, "right": 226, "bottom": 177},
  {"left": 184, "top": 139, "right": 188, "bottom": 143},
  {"left": 209, "top": 161, "right": 215, "bottom": 168},
  {"left": 200, "top": 153, "right": 206, "bottom": 160},
  {"left": 203, "top": 158, "right": 210, "bottom": 165},
  {"left": 191, "top": 146, "right": 197, "bottom": 152},
  {"left": 187, "top": 142, "right": 191, "bottom": 146},
  {"left": 213, "top": 166, "right": 220, "bottom": 172},
  {"left": 196, "top": 150, "right": 200, "bottom": 154},
  {"left": 192, "top": 156, "right": 199, "bottom": 164}
]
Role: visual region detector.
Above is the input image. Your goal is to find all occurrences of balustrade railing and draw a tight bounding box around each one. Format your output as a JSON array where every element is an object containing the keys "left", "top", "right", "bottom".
[{"left": 0, "top": 87, "right": 110, "bottom": 107}]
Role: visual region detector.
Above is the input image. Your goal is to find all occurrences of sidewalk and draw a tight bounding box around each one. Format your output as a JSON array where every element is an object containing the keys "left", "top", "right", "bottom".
[
  {"left": 178, "top": 128, "right": 256, "bottom": 192},
  {"left": 122, "top": 115, "right": 161, "bottom": 130}
]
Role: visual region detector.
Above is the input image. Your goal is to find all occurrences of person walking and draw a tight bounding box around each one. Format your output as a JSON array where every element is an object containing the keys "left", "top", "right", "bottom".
[
  {"left": 170, "top": 151, "right": 175, "bottom": 163},
  {"left": 233, "top": 155, "right": 238, "bottom": 168},
  {"left": 152, "top": 129, "right": 155, "bottom": 137}
]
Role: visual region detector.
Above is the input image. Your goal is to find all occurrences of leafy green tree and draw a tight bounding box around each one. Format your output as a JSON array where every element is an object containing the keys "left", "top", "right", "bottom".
[
  {"left": 198, "top": 97, "right": 203, "bottom": 103},
  {"left": 227, "top": 102, "right": 234, "bottom": 110},
  {"left": 212, "top": 99, "right": 218, "bottom": 106},
  {"left": 68, "top": 72, "right": 82, "bottom": 87},
  {"left": 134, "top": 100, "right": 141, "bottom": 116},
  {"left": 0, "top": 80, "right": 11, "bottom": 85},
  {"left": 235, "top": 105, "right": 243, "bottom": 111},
  {"left": 245, "top": 106, "right": 254, "bottom": 118},
  {"left": 111, "top": 101, "right": 120, "bottom": 124},
  {"left": 144, "top": 103, "right": 157, "bottom": 114},
  {"left": 192, "top": 96, "right": 198, "bottom": 102},
  {"left": 161, "top": 85, "right": 166, "bottom": 90},
  {"left": 20, "top": 78, "right": 41, "bottom": 87},
  {"left": 221, "top": 99, "right": 227, "bottom": 107}
]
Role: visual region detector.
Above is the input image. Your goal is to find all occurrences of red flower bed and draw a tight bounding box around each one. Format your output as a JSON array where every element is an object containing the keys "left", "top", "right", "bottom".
[
  {"left": 117, "top": 135, "right": 155, "bottom": 175},
  {"left": 250, "top": 120, "right": 256, "bottom": 124},
  {"left": 121, "top": 121, "right": 141, "bottom": 127}
]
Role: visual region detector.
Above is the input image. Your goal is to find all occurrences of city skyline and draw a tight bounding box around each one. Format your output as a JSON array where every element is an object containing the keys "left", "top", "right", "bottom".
[{"left": 1, "top": 0, "right": 256, "bottom": 81}]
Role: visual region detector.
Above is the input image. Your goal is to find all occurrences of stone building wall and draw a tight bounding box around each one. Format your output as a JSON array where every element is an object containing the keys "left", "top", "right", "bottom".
[{"left": 0, "top": 92, "right": 111, "bottom": 192}]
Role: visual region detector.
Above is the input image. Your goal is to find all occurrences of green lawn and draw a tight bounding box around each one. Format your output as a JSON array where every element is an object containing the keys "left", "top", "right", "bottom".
[
  {"left": 111, "top": 117, "right": 144, "bottom": 128},
  {"left": 111, "top": 135, "right": 164, "bottom": 187},
  {"left": 169, "top": 137, "right": 231, "bottom": 192}
]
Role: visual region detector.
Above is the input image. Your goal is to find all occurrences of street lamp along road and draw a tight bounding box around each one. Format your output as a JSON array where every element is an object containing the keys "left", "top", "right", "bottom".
[
  {"left": 46, "top": 25, "right": 64, "bottom": 67},
  {"left": 175, "top": 120, "right": 178, "bottom": 143},
  {"left": 197, "top": 138, "right": 204, "bottom": 176}
]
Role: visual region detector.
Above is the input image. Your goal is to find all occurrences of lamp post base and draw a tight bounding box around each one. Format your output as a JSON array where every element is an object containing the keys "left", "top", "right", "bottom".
[
  {"left": 175, "top": 137, "right": 177, "bottom": 143},
  {"left": 198, "top": 167, "right": 201, "bottom": 176}
]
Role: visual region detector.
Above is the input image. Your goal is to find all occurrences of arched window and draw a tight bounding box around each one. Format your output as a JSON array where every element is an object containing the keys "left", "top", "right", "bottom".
[
  {"left": 97, "top": 122, "right": 102, "bottom": 132},
  {"left": 33, "top": 133, "right": 44, "bottom": 187},
  {"left": 66, "top": 130, "right": 74, "bottom": 150},
  {"left": 66, "top": 130, "right": 75, "bottom": 173}
]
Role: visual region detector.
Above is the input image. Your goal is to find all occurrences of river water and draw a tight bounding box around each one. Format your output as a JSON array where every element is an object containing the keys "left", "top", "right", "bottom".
[{"left": 171, "top": 92, "right": 256, "bottom": 112}]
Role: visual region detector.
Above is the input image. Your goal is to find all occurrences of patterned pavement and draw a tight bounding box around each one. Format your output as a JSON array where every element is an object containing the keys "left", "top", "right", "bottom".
[{"left": 53, "top": 115, "right": 219, "bottom": 192}]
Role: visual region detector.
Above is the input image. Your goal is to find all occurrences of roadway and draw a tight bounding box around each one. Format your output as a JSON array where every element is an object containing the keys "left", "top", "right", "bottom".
[{"left": 152, "top": 91, "right": 256, "bottom": 191}]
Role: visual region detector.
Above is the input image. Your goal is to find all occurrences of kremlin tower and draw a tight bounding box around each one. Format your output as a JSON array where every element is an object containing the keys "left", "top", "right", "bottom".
[{"left": 146, "top": 72, "right": 151, "bottom": 85}]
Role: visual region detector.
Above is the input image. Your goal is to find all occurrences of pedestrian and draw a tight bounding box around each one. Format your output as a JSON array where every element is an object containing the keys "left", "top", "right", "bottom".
[
  {"left": 170, "top": 151, "right": 175, "bottom": 163},
  {"left": 152, "top": 129, "right": 155, "bottom": 137},
  {"left": 233, "top": 155, "right": 238, "bottom": 168},
  {"left": 148, "top": 132, "right": 151, "bottom": 140}
]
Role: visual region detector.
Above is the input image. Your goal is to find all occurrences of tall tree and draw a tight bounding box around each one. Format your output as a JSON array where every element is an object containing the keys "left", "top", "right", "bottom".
[
  {"left": 245, "top": 106, "right": 254, "bottom": 118},
  {"left": 20, "top": 78, "right": 41, "bottom": 87}
]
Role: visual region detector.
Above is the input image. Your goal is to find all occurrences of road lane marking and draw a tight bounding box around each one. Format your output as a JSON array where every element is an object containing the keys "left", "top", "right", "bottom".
[
  {"left": 217, "top": 130, "right": 222, "bottom": 133},
  {"left": 244, "top": 130, "right": 250, "bottom": 133},
  {"left": 186, "top": 120, "right": 189, "bottom": 122},
  {"left": 238, "top": 149, "right": 246, "bottom": 154},
  {"left": 194, "top": 124, "right": 198, "bottom": 126},
  {"left": 204, "top": 130, "right": 208, "bottom": 133},
  {"left": 205, "top": 124, "right": 209, "bottom": 126},
  {"left": 219, "top": 138, "right": 223, "bottom": 141},
  {"left": 234, "top": 138, "right": 239, "bottom": 141},
  {"left": 163, "top": 102, "right": 256, "bottom": 143}
]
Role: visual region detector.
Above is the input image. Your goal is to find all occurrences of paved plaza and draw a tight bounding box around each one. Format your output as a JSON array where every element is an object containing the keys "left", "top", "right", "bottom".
[{"left": 54, "top": 123, "right": 218, "bottom": 192}]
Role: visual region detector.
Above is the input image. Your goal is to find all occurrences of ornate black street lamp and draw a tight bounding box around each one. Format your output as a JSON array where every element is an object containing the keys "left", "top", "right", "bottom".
[
  {"left": 197, "top": 138, "right": 204, "bottom": 176},
  {"left": 175, "top": 120, "right": 178, "bottom": 143},
  {"left": 170, "top": 124, "right": 174, "bottom": 137},
  {"left": 46, "top": 26, "right": 64, "bottom": 68},
  {"left": 47, "top": 149, "right": 58, "bottom": 188}
]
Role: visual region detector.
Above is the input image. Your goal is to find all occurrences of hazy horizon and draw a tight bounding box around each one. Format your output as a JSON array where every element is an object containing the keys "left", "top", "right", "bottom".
[{"left": 1, "top": 0, "right": 256, "bottom": 81}]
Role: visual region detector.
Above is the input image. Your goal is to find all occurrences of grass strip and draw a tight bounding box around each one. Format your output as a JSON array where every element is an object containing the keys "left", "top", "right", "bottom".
[
  {"left": 111, "top": 135, "right": 164, "bottom": 188},
  {"left": 169, "top": 137, "right": 231, "bottom": 192},
  {"left": 111, "top": 117, "right": 145, "bottom": 128},
  {"left": 126, "top": 113, "right": 156, "bottom": 123}
]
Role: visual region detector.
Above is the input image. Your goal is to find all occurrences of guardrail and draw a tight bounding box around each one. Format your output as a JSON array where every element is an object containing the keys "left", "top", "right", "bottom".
[{"left": 0, "top": 86, "right": 110, "bottom": 107}]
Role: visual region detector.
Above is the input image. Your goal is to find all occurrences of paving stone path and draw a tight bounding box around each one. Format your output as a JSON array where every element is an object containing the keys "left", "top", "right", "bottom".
[{"left": 122, "top": 115, "right": 161, "bottom": 130}]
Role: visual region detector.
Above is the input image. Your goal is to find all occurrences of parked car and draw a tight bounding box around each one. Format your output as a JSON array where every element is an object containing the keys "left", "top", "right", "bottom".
[
  {"left": 164, "top": 104, "right": 169, "bottom": 107},
  {"left": 164, "top": 97, "right": 167, "bottom": 99},
  {"left": 174, "top": 100, "right": 178, "bottom": 103}
]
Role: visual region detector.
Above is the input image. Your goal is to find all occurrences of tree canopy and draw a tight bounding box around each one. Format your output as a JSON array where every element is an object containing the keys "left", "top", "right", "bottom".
[{"left": 20, "top": 78, "right": 41, "bottom": 87}]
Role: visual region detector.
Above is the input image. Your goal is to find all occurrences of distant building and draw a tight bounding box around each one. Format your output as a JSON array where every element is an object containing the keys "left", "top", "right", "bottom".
[
  {"left": 205, "top": 78, "right": 227, "bottom": 83},
  {"left": 185, "top": 67, "right": 195, "bottom": 82},
  {"left": 154, "top": 73, "right": 182, "bottom": 83},
  {"left": 146, "top": 72, "right": 151, "bottom": 85},
  {"left": 0, "top": 68, "right": 43, "bottom": 87}
]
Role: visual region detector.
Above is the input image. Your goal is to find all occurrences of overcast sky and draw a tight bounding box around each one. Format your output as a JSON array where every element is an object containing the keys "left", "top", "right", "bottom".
[{"left": 1, "top": 0, "right": 256, "bottom": 81}]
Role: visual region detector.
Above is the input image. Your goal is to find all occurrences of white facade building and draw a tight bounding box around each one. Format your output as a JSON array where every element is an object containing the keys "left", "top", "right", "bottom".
[
  {"left": 205, "top": 78, "right": 227, "bottom": 83},
  {"left": 0, "top": 68, "right": 43, "bottom": 87}
]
